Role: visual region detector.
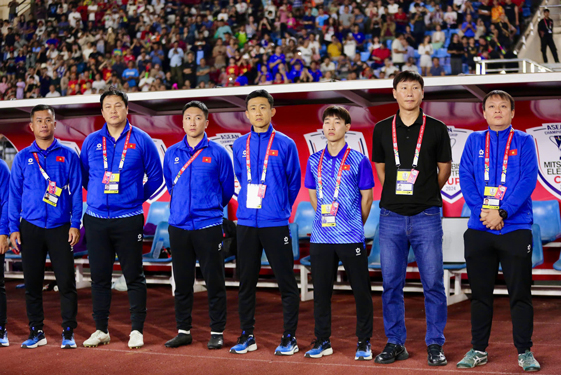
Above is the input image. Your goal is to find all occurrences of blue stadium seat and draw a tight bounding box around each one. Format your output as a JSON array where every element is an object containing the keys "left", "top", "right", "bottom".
[
  {"left": 444, "top": 64, "right": 452, "bottom": 75},
  {"left": 522, "top": 7, "right": 531, "bottom": 18},
  {"left": 143, "top": 221, "right": 172, "bottom": 263},
  {"left": 461, "top": 202, "right": 471, "bottom": 218},
  {"left": 320, "top": 44, "right": 327, "bottom": 57},
  {"left": 501, "top": 224, "right": 544, "bottom": 270},
  {"left": 360, "top": 51, "right": 370, "bottom": 62},
  {"left": 462, "top": 63, "right": 470, "bottom": 74},
  {"left": 81, "top": 202, "right": 88, "bottom": 222},
  {"left": 532, "top": 200, "right": 561, "bottom": 243},
  {"left": 294, "top": 201, "right": 314, "bottom": 239},
  {"left": 262, "top": 222, "right": 300, "bottom": 265},
  {"left": 144, "top": 201, "right": 170, "bottom": 239},
  {"left": 425, "top": 30, "right": 435, "bottom": 36},
  {"left": 368, "top": 224, "right": 416, "bottom": 269},
  {"left": 386, "top": 39, "right": 392, "bottom": 49},
  {"left": 414, "top": 50, "right": 420, "bottom": 59},
  {"left": 365, "top": 34, "right": 373, "bottom": 41},
  {"left": 223, "top": 205, "right": 229, "bottom": 220},
  {"left": 364, "top": 200, "right": 381, "bottom": 240}
]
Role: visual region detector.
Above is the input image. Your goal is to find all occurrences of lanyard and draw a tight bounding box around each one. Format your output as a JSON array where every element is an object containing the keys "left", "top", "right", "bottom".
[
  {"left": 103, "top": 128, "right": 132, "bottom": 172},
  {"left": 484, "top": 128, "right": 514, "bottom": 185},
  {"left": 318, "top": 147, "right": 351, "bottom": 201},
  {"left": 172, "top": 149, "right": 203, "bottom": 186},
  {"left": 32, "top": 152, "right": 51, "bottom": 181},
  {"left": 246, "top": 129, "right": 276, "bottom": 184},
  {"left": 391, "top": 114, "right": 426, "bottom": 169}
]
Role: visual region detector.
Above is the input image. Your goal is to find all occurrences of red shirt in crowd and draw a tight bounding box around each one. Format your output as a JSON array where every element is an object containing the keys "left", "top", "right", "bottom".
[{"left": 372, "top": 47, "right": 391, "bottom": 62}]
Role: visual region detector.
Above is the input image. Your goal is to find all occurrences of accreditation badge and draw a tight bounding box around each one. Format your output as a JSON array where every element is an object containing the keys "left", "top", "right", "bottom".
[
  {"left": 104, "top": 172, "right": 120, "bottom": 194},
  {"left": 396, "top": 169, "right": 414, "bottom": 195},
  {"left": 43, "top": 183, "right": 62, "bottom": 207},
  {"left": 482, "top": 186, "right": 501, "bottom": 209},
  {"left": 246, "top": 183, "right": 262, "bottom": 209},
  {"left": 321, "top": 204, "right": 336, "bottom": 227}
]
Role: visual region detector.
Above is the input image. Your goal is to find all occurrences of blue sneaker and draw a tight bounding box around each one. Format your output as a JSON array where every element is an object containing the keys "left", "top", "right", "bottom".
[
  {"left": 21, "top": 327, "right": 47, "bottom": 349},
  {"left": 275, "top": 334, "right": 299, "bottom": 356},
  {"left": 61, "top": 327, "right": 77, "bottom": 349},
  {"left": 230, "top": 331, "right": 257, "bottom": 354},
  {"left": 305, "top": 338, "right": 333, "bottom": 358},
  {"left": 0, "top": 327, "right": 9, "bottom": 347},
  {"left": 355, "top": 340, "right": 372, "bottom": 361}
]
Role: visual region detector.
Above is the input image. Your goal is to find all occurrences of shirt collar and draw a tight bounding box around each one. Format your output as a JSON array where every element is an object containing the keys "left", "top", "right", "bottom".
[
  {"left": 181, "top": 132, "right": 209, "bottom": 152},
  {"left": 324, "top": 143, "right": 349, "bottom": 160},
  {"left": 102, "top": 120, "right": 131, "bottom": 142},
  {"left": 31, "top": 138, "right": 59, "bottom": 154},
  {"left": 395, "top": 108, "right": 424, "bottom": 128}
]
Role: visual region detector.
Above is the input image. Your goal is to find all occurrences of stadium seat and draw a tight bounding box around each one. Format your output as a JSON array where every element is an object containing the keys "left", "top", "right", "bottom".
[
  {"left": 294, "top": 201, "right": 314, "bottom": 239},
  {"left": 364, "top": 200, "right": 381, "bottom": 240},
  {"left": 360, "top": 51, "right": 370, "bottom": 62},
  {"left": 500, "top": 224, "right": 544, "bottom": 270},
  {"left": 461, "top": 202, "right": 471, "bottom": 218},
  {"left": 368, "top": 224, "right": 416, "bottom": 269},
  {"left": 532, "top": 200, "right": 561, "bottom": 243},
  {"left": 144, "top": 201, "right": 170, "bottom": 239},
  {"left": 386, "top": 39, "right": 392, "bottom": 49},
  {"left": 143, "top": 221, "right": 172, "bottom": 263},
  {"left": 261, "top": 222, "right": 300, "bottom": 265},
  {"left": 444, "top": 64, "right": 452, "bottom": 75}
]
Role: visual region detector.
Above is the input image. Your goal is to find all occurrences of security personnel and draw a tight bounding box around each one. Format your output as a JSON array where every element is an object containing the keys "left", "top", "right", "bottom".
[
  {"left": 163, "top": 101, "right": 234, "bottom": 350},
  {"left": 9, "top": 104, "right": 82, "bottom": 349},
  {"left": 81, "top": 89, "right": 163, "bottom": 349},
  {"left": 230, "top": 89, "right": 302, "bottom": 356},
  {"left": 0, "top": 159, "right": 10, "bottom": 347},
  {"left": 371, "top": 71, "right": 452, "bottom": 366},
  {"left": 304, "top": 106, "right": 374, "bottom": 360},
  {"left": 458, "top": 90, "right": 540, "bottom": 372}
]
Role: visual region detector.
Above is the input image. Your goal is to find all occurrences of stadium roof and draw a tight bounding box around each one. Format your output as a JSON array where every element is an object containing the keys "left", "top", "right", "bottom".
[{"left": 0, "top": 73, "right": 560, "bottom": 123}]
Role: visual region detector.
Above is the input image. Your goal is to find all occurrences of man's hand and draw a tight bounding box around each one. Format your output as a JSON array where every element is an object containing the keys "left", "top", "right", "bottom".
[
  {"left": 0, "top": 235, "right": 8, "bottom": 254},
  {"left": 480, "top": 208, "right": 503, "bottom": 230},
  {"left": 68, "top": 227, "right": 80, "bottom": 247},
  {"left": 10, "top": 232, "right": 21, "bottom": 254}
]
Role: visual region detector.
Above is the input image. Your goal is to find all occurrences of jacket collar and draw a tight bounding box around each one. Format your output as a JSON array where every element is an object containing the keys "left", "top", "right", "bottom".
[
  {"left": 31, "top": 138, "right": 60, "bottom": 154},
  {"left": 251, "top": 123, "right": 274, "bottom": 137},
  {"left": 102, "top": 120, "right": 132, "bottom": 142},
  {"left": 180, "top": 132, "right": 209, "bottom": 152}
]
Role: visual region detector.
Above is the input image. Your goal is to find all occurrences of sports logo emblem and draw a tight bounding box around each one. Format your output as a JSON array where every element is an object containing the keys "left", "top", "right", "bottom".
[
  {"left": 441, "top": 126, "right": 473, "bottom": 204},
  {"left": 527, "top": 124, "right": 561, "bottom": 199}
]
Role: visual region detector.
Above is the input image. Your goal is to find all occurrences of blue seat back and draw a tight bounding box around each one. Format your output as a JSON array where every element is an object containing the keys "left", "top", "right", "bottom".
[
  {"left": 532, "top": 200, "right": 561, "bottom": 243},
  {"left": 368, "top": 224, "right": 416, "bottom": 265},
  {"left": 461, "top": 202, "right": 471, "bottom": 218},
  {"left": 145, "top": 201, "right": 170, "bottom": 227},
  {"left": 262, "top": 222, "right": 300, "bottom": 264},
  {"left": 364, "top": 201, "right": 381, "bottom": 240},
  {"left": 294, "top": 201, "right": 314, "bottom": 239},
  {"left": 531, "top": 224, "right": 544, "bottom": 268},
  {"left": 148, "top": 221, "right": 170, "bottom": 258}
]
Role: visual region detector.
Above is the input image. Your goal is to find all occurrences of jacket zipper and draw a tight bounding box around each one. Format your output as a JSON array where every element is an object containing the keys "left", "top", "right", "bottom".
[
  {"left": 495, "top": 130, "right": 502, "bottom": 235},
  {"left": 189, "top": 148, "right": 194, "bottom": 230},
  {"left": 255, "top": 132, "right": 261, "bottom": 228},
  {"left": 44, "top": 153, "right": 48, "bottom": 228}
]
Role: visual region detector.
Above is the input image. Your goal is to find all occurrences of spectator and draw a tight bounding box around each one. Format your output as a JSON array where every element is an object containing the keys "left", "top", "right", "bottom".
[
  {"left": 380, "top": 58, "right": 399, "bottom": 76},
  {"left": 432, "top": 25, "right": 446, "bottom": 50},
  {"left": 503, "top": 0, "right": 519, "bottom": 31},
  {"left": 168, "top": 41, "right": 184, "bottom": 86},
  {"left": 391, "top": 33, "right": 407, "bottom": 70},
  {"left": 538, "top": 9, "right": 559, "bottom": 63},
  {"left": 371, "top": 41, "right": 391, "bottom": 68},
  {"left": 418, "top": 35, "right": 434, "bottom": 76},
  {"left": 402, "top": 56, "right": 419, "bottom": 72},
  {"left": 491, "top": 0, "right": 505, "bottom": 24},
  {"left": 444, "top": 5, "right": 458, "bottom": 29},
  {"left": 448, "top": 33, "right": 464, "bottom": 75},
  {"left": 344, "top": 33, "right": 357, "bottom": 60},
  {"left": 327, "top": 35, "right": 342, "bottom": 59},
  {"left": 122, "top": 61, "right": 139, "bottom": 88},
  {"left": 429, "top": 57, "right": 446, "bottom": 76},
  {"left": 478, "top": 0, "right": 492, "bottom": 27},
  {"left": 45, "top": 84, "right": 61, "bottom": 97},
  {"left": 475, "top": 18, "right": 487, "bottom": 39},
  {"left": 320, "top": 56, "right": 336, "bottom": 75},
  {"left": 196, "top": 58, "right": 210, "bottom": 86},
  {"left": 461, "top": 14, "right": 477, "bottom": 39}
]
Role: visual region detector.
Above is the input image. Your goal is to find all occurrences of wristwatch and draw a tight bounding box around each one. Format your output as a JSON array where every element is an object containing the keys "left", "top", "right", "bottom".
[{"left": 499, "top": 209, "right": 508, "bottom": 220}]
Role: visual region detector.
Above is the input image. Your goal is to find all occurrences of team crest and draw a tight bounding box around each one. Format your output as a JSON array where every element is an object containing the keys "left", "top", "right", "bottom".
[
  {"left": 304, "top": 130, "right": 369, "bottom": 157},
  {"left": 441, "top": 126, "right": 473, "bottom": 204},
  {"left": 526, "top": 124, "right": 561, "bottom": 199}
]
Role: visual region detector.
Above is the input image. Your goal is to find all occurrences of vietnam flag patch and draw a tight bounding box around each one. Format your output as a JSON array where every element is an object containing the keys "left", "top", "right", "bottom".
[
  {"left": 509, "top": 149, "right": 517, "bottom": 156},
  {"left": 56, "top": 156, "right": 65, "bottom": 162},
  {"left": 203, "top": 157, "right": 212, "bottom": 163},
  {"left": 342, "top": 165, "right": 351, "bottom": 170},
  {"left": 128, "top": 143, "right": 136, "bottom": 149},
  {"left": 270, "top": 150, "right": 278, "bottom": 156}
]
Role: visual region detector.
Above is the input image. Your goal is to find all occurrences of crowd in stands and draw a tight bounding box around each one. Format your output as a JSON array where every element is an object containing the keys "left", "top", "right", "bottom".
[{"left": 0, "top": 0, "right": 535, "bottom": 100}]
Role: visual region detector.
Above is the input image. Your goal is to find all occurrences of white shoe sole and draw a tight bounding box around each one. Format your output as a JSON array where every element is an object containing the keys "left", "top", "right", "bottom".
[
  {"left": 230, "top": 343, "right": 257, "bottom": 354},
  {"left": 355, "top": 353, "right": 373, "bottom": 361},
  {"left": 0, "top": 342, "right": 9, "bottom": 347},
  {"left": 275, "top": 346, "right": 299, "bottom": 356},
  {"left": 21, "top": 338, "right": 47, "bottom": 349},
  {"left": 83, "top": 340, "right": 110, "bottom": 348},
  {"left": 305, "top": 347, "right": 334, "bottom": 358},
  {"left": 61, "top": 343, "right": 77, "bottom": 349}
]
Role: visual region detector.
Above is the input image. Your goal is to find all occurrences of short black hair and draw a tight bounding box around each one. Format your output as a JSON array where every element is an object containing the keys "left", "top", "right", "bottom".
[
  {"left": 482, "top": 90, "right": 515, "bottom": 110},
  {"left": 100, "top": 88, "right": 128, "bottom": 107},
  {"left": 30, "top": 104, "right": 55, "bottom": 121},
  {"left": 393, "top": 70, "right": 424, "bottom": 90},
  {"left": 245, "top": 89, "right": 274, "bottom": 109},
  {"left": 182, "top": 100, "right": 209, "bottom": 119},
  {"left": 322, "top": 105, "right": 351, "bottom": 125}
]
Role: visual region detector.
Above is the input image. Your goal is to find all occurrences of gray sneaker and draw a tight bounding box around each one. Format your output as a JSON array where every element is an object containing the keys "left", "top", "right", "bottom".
[
  {"left": 457, "top": 349, "right": 488, "bottom": 368},
  {"left": 518, "top": 351, "right": 541, "bottom": 372}
]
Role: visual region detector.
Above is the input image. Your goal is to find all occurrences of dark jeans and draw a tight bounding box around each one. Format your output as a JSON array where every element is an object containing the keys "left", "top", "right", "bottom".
[
  {"left": 169, "top": 224, "right": 227, "bottom": 332},
  {"left": 310, "top": 243, "right": 373, "bottom": 340},
  {"left": 237, "top": 225, "right": 299, "bottom": 337},
  {"left": 379, "top": 206, "right": 447, "bottom": 346},
  {"left": 84, "top": 214, "right": 146, "bottom": 333},
  {"left": 20, "top": 220, "right": 77, "bottom": 331},
  {"left": 464, "top": 228, "right": 534, "bottom": 354}
]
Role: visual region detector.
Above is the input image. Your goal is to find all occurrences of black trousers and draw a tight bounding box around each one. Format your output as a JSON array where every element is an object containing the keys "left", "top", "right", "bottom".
[
  {"left": 84, "top": 214, "right": 146, "bottom": 333},
  {"left": 20, "top": 220, "right": 77, "bottom": 331},
  {"left": 310, "top": 243, "right": 373, "bottom": 341},
  {"left": 169, "top": 224, "right": 227, "bottom": 332},
  {"left": 237, "top": 225, "right": 299, "bottom": 336},
  {"left": 464, "top": 229, "right": 534, "bottom": 353},
  {"left": 0, "top": 254, "right": 6, "bottom": 328},
  {"left": 541, "top": 36, "right": 559, "bottom": 63}
]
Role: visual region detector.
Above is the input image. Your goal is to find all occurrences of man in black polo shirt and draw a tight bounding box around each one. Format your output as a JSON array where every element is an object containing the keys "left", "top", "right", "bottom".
[
  {"left": 538, "top": 9, "right": 560, "bottom": 63},
  {"left": 371, "top": 71, "right": 452, "bottom": 367}
]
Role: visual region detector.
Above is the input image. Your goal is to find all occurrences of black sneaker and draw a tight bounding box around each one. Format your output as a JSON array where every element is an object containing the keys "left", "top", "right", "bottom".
[
  {"left": 208, "top": 333, "right": 224, "bottom": 350},
  {"left": 374, "top": 343, "right": 409, "bottom": 364},
  {"left": 427, "top": 344, "right": 447, "bottom": 366},
  {"left": 165, "top": 333, "right": 193, "bottom": 348}
]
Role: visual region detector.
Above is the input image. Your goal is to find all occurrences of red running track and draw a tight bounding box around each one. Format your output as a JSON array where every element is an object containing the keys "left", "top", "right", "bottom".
[{"left": 0, "top": 280, "right": 560, "bottom": 375}]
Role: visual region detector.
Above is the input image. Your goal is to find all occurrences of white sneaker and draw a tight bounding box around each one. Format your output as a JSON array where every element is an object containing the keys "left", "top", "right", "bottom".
[
  {"left": 83, "top": 330, "right": 110, "bottom": 347},
  {"left": 128, "top": 330, "right": 144, "bottom": 349}
]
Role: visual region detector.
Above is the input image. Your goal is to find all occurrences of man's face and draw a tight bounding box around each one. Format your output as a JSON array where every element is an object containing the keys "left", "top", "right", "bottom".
[
  {"left": 483, "top": 95, "right": 514, "bottom": 129},
  {"left": 245, "top": 96, "right": 275, "bottom": 129},
  {"left": 323, "top": 115, "right": 349, "bottom": 143},
  {"left": 101, "top": 95, "right": 129, "bottom": 127},
  {"left": 393, "top": 80, "right": 424, "bottom": 111},
  {"left": 30, "top": 110, "right": 56, "bottom": 140},
  {"left": 182, "top": 106, "right": 208, "bottom": 139}
]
